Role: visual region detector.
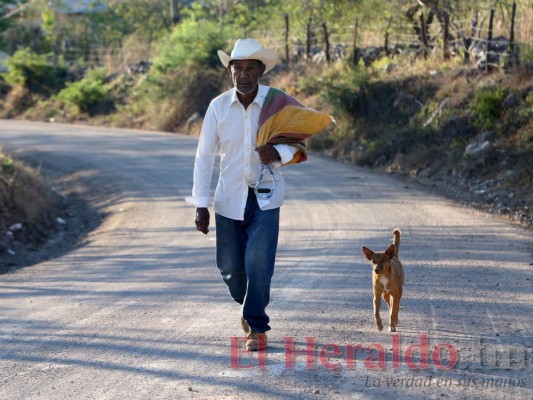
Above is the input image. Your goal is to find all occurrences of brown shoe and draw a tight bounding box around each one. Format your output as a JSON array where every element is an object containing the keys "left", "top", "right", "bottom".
[
  {"left": 240, "top": 317, "right": 250, "bottom": 334},
  {"left": 245, "top": 331, "right": 267, "bottom": 351}
]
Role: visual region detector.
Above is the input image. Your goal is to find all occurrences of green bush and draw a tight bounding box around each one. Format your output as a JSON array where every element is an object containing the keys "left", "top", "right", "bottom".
[
  {"left": 321, "top": 63, "right": 372, "bottom": 118},
  {"left": 2, "top": 154, "right": 14, "bottom": 171},
  {"left": 298, "top": 73, "right": 323, "bottom": 96},
  {"left": 151, "top": 18, "right": 228, "bottom": 76},
  {"left": 471, "top": 87, "right": 505, "bottom": 126},
  {"left": 518, "top": 92, "right": 533, "bottom": 119},
  {"left": 519, "top": 43, "right": 533, "bottom": 65},
  {"left": 55, "top": 68, "right": 109, "bottom": 115},
  {"left": 136, "top": 17, "right": 228, "bottom": 127},
  {"left": 2, "top": 48, "right": 66, "bottom": 94}
]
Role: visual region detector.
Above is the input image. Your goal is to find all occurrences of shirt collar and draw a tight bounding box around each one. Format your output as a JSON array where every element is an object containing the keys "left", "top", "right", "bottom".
[{"left": 230, "top": 84, "right": 269, "bottom": 108}]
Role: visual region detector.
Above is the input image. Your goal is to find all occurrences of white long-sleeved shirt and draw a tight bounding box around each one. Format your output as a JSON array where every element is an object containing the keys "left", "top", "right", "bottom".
[{"left": 185, "top": 85, "right": 296, "bottom": 221}]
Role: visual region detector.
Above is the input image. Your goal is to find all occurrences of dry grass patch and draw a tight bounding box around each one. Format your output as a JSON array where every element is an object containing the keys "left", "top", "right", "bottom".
[{"left": 0, "top": 152, "right": 61, "bottom": 271}]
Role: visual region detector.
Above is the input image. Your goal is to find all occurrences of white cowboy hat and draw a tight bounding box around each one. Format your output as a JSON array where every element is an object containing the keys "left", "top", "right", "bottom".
[{"left": 218, "top": 38, "right": 277, "bottom": 74}]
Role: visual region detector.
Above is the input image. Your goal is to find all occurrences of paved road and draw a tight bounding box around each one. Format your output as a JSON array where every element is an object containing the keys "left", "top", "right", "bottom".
[{"left": 0, "top": 120, "right": 531, "bottom": 400}]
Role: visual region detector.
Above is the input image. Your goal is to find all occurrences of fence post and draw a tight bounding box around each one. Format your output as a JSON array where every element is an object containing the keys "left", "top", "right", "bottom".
[
  {"left": 285, "top": 13, "right": 290, "bottom": 66},
  {"left": 486, "top": 8, "right": 494, "bottom": 71},
  {"left": 509, "top": 1, "right": 517, "bottom": 66},
  {"left": 352, "top": 17, "right": 358, "bottom": 65},
  {"left": 170, "top": 0, "right": 179, "bottom": 24},
  {"left": 322, "top": 22, "right": 331, "bottom": 64},
  {"left": 306, "top": 18, "right": 312, "bottom": 62},
  {"left": 384, "top": 18, "right": 392, "bottom": 57},
  {"left": 443, "top": 12, "right": 450, "bottom": 60},
  {"left": 419, "top": 12, "right": 429, "bottom": 59}
]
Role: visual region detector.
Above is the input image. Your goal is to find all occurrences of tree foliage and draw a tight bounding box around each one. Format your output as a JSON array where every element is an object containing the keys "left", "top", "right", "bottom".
[
  {"left": 2, "top": 48, "right": 66, "bottom": 94},
  {"left": 151, "top": 17, "right": 227, "bottom": 75},
  {"left": 54, "top": 68, "right": 109, "bottom": 114}
]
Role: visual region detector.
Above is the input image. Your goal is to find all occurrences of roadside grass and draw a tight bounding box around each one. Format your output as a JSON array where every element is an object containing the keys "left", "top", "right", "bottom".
[{"left": 0, "top": 151, "right": 61, "bottom": 272}]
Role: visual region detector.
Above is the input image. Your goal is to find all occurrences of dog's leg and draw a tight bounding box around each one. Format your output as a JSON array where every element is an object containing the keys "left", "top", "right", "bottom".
[
  {"left": 383, "top": 292, "right": 391, "bottom": 308},
  {"left": 383, "top": 292, "right": 391, "bottom": 329},
  {"left": 373, "top": 292, "right": 383, "bottom": 331},
  {"left": 388, "top": 294, "right": 397, "bottom": 332},
  {"left": 389, "top": 292, "right": 402, "bottom": 332},
  {"left": 394, "top": 290, "right": 402, "bottom": 327}
]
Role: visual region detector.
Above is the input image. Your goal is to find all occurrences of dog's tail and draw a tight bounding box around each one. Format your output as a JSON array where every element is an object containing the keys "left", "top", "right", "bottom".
[{"left": 392, "top": 228, "right": 401, "bottom": 257}]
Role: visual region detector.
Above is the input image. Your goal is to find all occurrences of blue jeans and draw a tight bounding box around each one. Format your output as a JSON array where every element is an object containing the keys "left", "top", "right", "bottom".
[{"left": 215, "top": 188, "right": 280, "bottom": 333}]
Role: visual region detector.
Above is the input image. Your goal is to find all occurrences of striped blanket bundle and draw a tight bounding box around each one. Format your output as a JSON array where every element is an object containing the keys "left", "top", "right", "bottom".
[{"left": 256, "top": 87, "right": 334, "bottom": 165}]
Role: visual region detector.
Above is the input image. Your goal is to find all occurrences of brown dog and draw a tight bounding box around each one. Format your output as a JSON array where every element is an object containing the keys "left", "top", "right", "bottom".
[{"left": 362, "top": 229, "right": 404, "bottom": 332}]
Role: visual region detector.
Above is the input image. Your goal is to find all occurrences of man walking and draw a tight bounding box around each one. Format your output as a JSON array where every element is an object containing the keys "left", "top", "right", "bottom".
[{"left": 186, "top": 39, "right": 331, "bottom": 351}]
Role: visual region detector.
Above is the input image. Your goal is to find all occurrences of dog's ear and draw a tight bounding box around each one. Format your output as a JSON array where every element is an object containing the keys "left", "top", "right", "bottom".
[
  {"left": 362, "top": 247, "right": 374, "bottom": 260},
  {"left": 385, "top": 244, "right": 395, "bottom": 259}
]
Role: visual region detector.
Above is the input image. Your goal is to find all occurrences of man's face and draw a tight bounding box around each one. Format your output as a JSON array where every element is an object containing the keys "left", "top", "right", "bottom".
[{"left": 228, "top": 59, "right": 266, "bottom": 96}]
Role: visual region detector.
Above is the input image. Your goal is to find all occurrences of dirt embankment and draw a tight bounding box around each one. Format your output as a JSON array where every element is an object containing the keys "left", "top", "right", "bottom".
[
  {"left": 284, "top": 65, "right": 532, "bottom": 228},
  {"left": 0, "top": 152, "right": 100, "bottom": 273}
]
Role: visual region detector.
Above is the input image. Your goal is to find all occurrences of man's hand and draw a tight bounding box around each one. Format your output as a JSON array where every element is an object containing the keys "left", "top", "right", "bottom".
[
  {"left": 255, "top": 145, "right": 280, "bottom": 164},
  {"left": 195, "top": 207, "right": 210, "bottom": 234}
]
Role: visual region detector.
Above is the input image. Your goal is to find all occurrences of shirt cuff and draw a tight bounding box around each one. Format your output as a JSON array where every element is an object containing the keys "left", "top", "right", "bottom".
[
  {"left": 185, "top": 196, "right": 210, "bottom": 208},
  {"left": 273, "top": 144, "right": 297, "bottom": 165}
]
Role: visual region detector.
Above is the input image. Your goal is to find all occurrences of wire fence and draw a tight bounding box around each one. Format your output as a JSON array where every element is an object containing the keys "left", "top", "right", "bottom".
[{"left": 57, "top": 11, "right": 530, "bottom": 71}]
